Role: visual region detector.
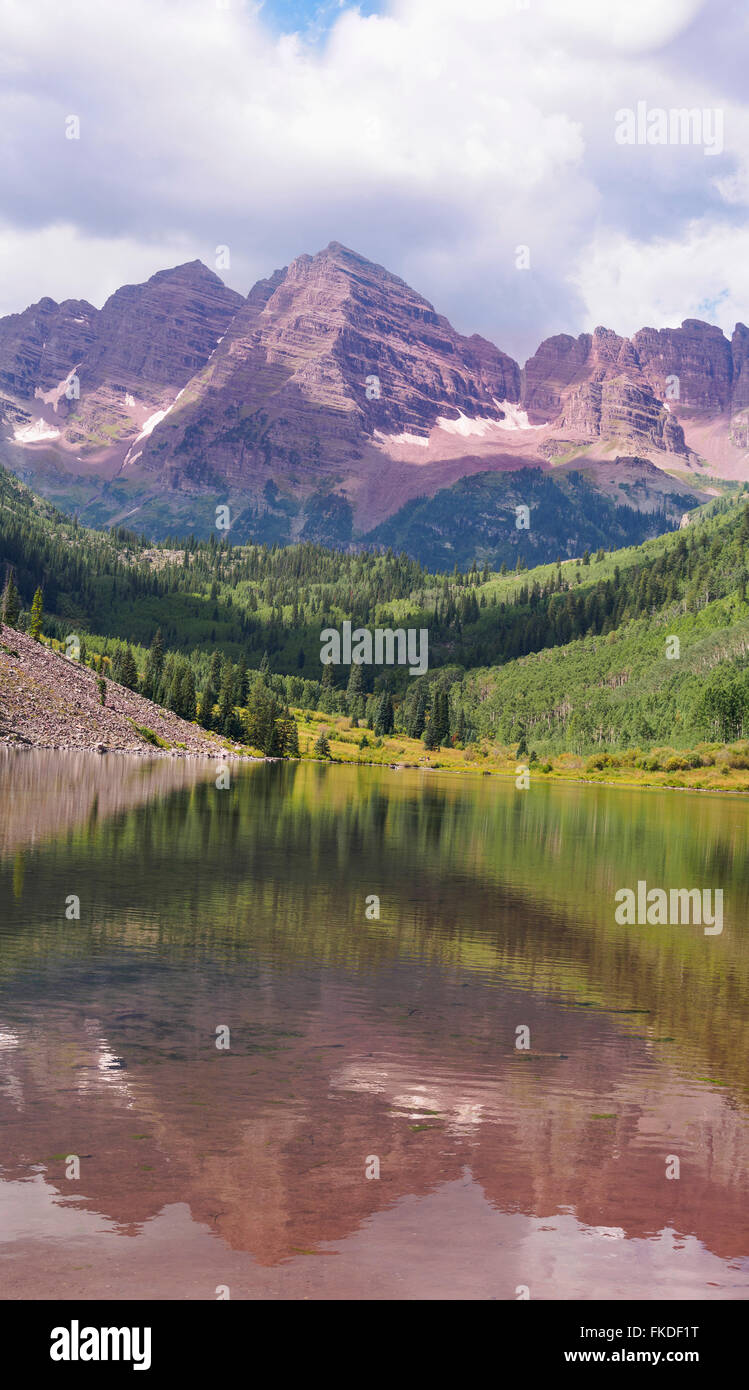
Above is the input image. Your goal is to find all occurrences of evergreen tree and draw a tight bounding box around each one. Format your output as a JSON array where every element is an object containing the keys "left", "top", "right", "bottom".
[
  {"left": 405, "top": 683, "right": 427, "bottom": 739},
  {"left": 29, "top": 586, "right": 44, "bottom": 641},
  {"left": 374, "top": 691, "right": 394, "bottom": 736},
  {"left": 217, "top": 665, "right": 239, "bottom": 737},
  {"left": 346, "top": 662, "right": 365, "bottom": 717},
  {"left": 111, "top": 645, "right": 125, "bottom": 683},
  {"left": 143, "top": 629, "right": 165, "bottom": 700},
  {"left": 209, "top": 649, "right": 224, "bottom": 688},
  {"left": 314, "top": 728, "right": 331, "bottom": 758},
  {"left": 430, "top": 685, "right": 450, "bottom": 745},
  {"left": 278, "top": 715, "right": 299, "bottom": 757},
  {"left": 243, "top": 673, "right": 278, "bottom": 752},
  {"left": 1, "top": 570, "right": 20, "bottom": 629},
  {"left": 165, "top": 657, "right": 191, "bottom": 717},
  {"left": 179, "top": 666, "right": 197, "bottom": 721},
  {"left": 423, "top": 719, "right": 440, "bottom": 750},
  {"left": 118, "top": 645, "right": 139, "bottom": 690},
  {"left": 200, "top": 680, "right": 217, "bottom": 730}
]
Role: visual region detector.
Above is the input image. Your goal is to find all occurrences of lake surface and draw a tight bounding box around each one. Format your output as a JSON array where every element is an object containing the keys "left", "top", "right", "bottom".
[{"left": 1, "top": 749, "right": 748, "bottom": 1300}]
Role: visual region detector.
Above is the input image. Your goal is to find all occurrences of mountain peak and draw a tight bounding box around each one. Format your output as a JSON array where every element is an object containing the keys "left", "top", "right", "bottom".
[{"left": 145, "top": 259, "right": 232, "bottom": 289}]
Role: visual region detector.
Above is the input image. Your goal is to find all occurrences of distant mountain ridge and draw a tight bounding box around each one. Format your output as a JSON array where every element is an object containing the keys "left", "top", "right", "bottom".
[{"left": 0, "top": 241, "right": 745, "bottom": 558}]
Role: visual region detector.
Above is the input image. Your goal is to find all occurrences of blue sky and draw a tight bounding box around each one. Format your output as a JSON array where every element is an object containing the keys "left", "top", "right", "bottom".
[
  {"left": 1, "top": 0, "right": 748, "bottom": 360},
  {"left": 260, "top": 1, "right": 382, "bottom": 36}
]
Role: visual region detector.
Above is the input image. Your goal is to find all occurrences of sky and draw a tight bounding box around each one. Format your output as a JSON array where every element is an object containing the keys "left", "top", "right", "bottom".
[{"left": 1, "top": 0, "right": 748, "bottom": 361}]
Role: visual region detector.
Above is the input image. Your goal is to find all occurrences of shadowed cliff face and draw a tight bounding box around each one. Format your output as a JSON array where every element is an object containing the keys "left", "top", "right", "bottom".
[
  {"left": 1, "top": 755, "right": 748, "bottom": 1297},
  {"left": 1, "top": 245, "right": 748, "bottom": 547}
]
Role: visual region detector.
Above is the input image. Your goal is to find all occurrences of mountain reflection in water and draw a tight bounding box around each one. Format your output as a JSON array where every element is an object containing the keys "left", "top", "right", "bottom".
[{"left": 1, "top": 751, "right": 748, "bottom": 1299}]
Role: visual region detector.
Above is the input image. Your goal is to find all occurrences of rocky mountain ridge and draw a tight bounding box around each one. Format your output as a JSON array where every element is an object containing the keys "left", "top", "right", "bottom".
[{"left": 0, "top": 242, "right": 746, "bottom": 547}]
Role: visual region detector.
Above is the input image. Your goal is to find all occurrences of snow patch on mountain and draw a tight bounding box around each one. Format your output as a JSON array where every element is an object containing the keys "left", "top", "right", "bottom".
[
  {"left": 13, "top": 418, "right": 61, "bottom": 443},
  {"left": 436, "top": 403, "right": 546, "bottom": 436},
  {"left": 436, "top": 411, "right": 500, "bottom": 437},
  {"left": 135, "top": 388, "right": 186, "bottom": 443},
  {"left": 493, "top": 399, "right": 547, "bottom": 430},
  {"left": 374, "top": 429, "right": 430, "bottom": 448},
  {"left": 136, "top": 408, "right": 168, "bottom": 441}
]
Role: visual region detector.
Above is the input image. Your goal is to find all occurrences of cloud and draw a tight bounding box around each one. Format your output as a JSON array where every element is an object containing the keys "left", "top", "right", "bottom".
[
  {"left": 572, "top": 221, "right": 749, "bottom": 338},
  {"left": 0, "top": 0, "right": 746, "bottom": 359},
  {"left": 0, "top": 223, "right": 200, "bottom": 314}
]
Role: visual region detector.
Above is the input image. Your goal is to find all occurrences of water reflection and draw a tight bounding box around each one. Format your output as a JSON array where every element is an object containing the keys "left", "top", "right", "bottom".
[{"left": 1, "top": 751, "right": 748, "bottom": 1298}]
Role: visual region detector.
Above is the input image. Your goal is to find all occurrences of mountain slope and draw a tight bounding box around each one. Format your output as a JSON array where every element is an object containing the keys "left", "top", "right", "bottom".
[
  {"left": 4, "top": 450, "right": 749, "bottom": 763},
  {"left": 0, "top": 625, "right": 231, "bottom": 754},
  {"left": 0, "top": 261, "right": 243, "bottom": 486},
  {"left": 2, "top": 243, "right": 749, "bottom": 558},
  {"left": 364, "top": 459, "right": 704, "bottom": 569}
]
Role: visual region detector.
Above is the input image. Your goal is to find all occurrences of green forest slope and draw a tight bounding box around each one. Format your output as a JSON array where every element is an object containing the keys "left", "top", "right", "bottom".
[{"left": 3, "top": 460, "right": 749, "bottom": 759}]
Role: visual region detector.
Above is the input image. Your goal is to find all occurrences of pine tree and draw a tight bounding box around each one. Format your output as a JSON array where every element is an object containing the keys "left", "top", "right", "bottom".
[
  {"left": 374, "top": 691, "right": 394, "bottom": 736},
  {"left": 200, "top": 681, "right": 217, "bottom": 730},
  {"left": 430, "top": 685, "right": 450, "bottom": 745},
  {"left": 279, "top": 715, "right": 299, "bottom": 758},
  {"left": 423, "top": 719, "right": 440, "bottom": 750},
  {"left": 217, "top": 665, "right": 238, "bottom": 736},
  {"left": 1, "top": 570, "right": 20, "bottom": 629},
  {"left": 209, "top": 649, "right": 224, "bottom": 688},
  {"left": 179, "top": 667, "right": 197, "bottom": 722},
  {"left": 29, "top": 587, "right": 44, "bottom": 640},
  {"left": 118, "top": 646, "right": 139, "bottom": 690},
  {"left": 166, "top": 657, "right": 190, "bottom": 717},
  {"left": 143, "top": 629, "right": 165, "bottom": 700},
  {"left": 243, "top": 673, "right": 278, "bottom": 751},
  {"left": 314, "top": 729, "right": 331, "bottom": 758},
  {"left": 405, "top": 683, "right": 427, "bottom": 739},
  {"left": 346, "top": 661, "right": 365, "bottom": 718},
  {"left": 346, "top": 661, "right": 364, "bottom": 696}
]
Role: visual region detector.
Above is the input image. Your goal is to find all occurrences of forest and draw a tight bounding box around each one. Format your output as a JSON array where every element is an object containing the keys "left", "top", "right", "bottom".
[{"left": 3, "top": 459, "right": 749, "bottom": 759}]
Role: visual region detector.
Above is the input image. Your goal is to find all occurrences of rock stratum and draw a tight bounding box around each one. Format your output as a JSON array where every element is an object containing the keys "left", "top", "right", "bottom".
[{"left": 0, "top": 241, "right": 746, "bottom": 548}]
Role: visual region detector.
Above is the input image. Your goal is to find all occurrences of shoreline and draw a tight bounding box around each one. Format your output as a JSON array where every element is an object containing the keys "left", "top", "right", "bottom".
[
  {"left": 0, "top": 738, "right": 257, "bottom": 761},
  {"left": 5, "top": 737, "right": 749, "bottom": 797},
  {"left": 4, "top": 626, "right": 748, "bottom": 794}
]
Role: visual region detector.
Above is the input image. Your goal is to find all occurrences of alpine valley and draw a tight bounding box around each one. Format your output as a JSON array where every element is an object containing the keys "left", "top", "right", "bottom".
[{"left": 2, "top": 241, "right": 748, "bottom": 564}]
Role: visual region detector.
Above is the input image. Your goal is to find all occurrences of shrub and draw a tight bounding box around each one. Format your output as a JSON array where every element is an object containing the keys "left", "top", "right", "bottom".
[{"left": 132, "top": 724, "right": 169, "bottom": 749}]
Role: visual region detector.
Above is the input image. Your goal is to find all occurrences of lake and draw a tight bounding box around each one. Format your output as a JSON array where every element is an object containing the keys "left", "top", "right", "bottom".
[{"left": 1, "top": 749, "right": 748, "bottom": 1300}]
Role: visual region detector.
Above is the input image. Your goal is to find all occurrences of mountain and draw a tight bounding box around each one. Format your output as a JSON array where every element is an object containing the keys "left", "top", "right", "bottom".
[
  {"left": 0, "top": 262, "right": 243, "bottom": 507},
  {"left": 1, "top": 241, "right": 747, "bottom": 558},
  {"left": 363, "top": 459, "right": 703, "bottom": 571}
]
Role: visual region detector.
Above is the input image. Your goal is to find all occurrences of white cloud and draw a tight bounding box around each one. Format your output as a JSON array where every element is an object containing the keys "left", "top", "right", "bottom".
[
  {"left": 0, "top": 0, "right": 745, "bottom": 357},
  {"left": 543, "top": 0, "right": 708, "bottom": 54},
  {"left": 0, "top": 224, "right": 199, "bottom": 313},
  {"left": 572, "top": 221, "right": 749, "bottom": 338}
]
